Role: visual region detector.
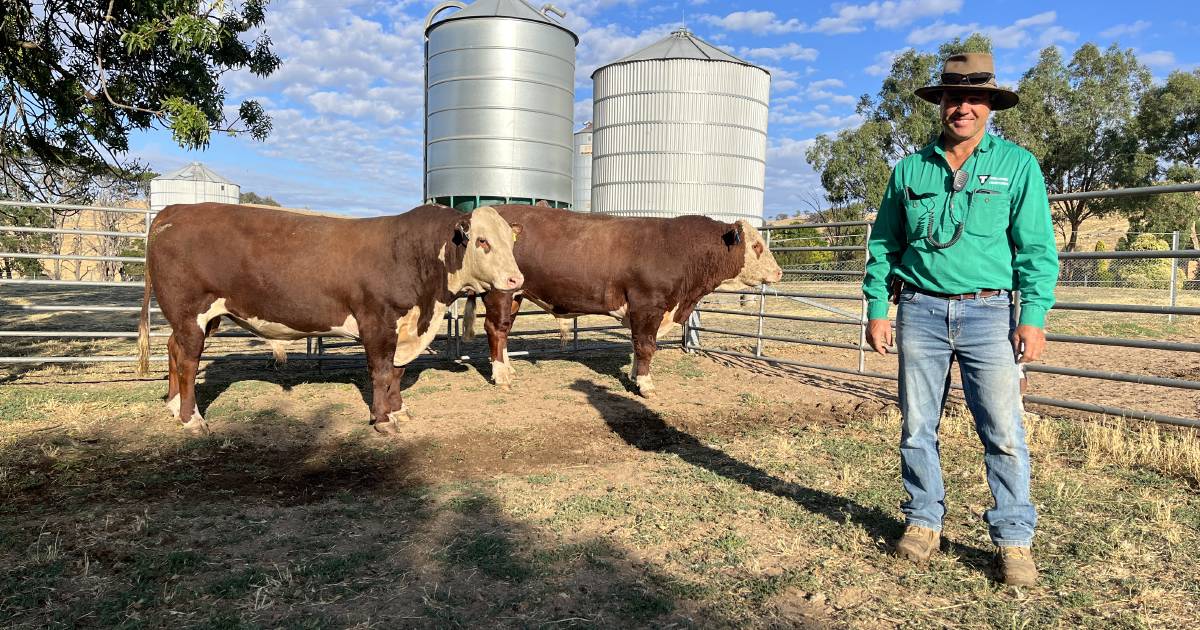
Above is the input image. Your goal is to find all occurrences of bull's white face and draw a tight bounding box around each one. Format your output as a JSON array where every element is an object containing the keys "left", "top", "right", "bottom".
[
  {"left": 723, "top": 219, "right": 783, "bottom": 289},
  {"left": 454, "top": 206, "right": 524, "bottom": 294}
]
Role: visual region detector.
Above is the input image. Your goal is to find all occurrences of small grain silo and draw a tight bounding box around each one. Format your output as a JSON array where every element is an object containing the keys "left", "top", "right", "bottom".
[
  {"left": 590, "top": 27, "right": 770, "bottom": 226},
  {"left": 572, "top": 121, "right": 593, "bottom": 212},
  {"left": 149, "top": 162, "right": 240, "bottom": 212},
  {"left": 424, "top": 0, "right": 577, "bottom": 211}
]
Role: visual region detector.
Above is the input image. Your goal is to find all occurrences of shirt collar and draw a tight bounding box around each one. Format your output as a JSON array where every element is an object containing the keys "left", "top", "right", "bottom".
[{"left": 928, "top": 131, "right": 994, "bottom": 158}]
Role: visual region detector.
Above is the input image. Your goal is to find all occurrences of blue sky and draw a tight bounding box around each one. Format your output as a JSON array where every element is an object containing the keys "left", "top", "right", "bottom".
[{"left": 129, "top": 0, "right": 1198, "bottom": 218}]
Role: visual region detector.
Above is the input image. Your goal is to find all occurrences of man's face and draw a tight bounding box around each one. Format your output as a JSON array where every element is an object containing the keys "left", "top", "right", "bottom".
[{"left": 940, "top": 90, "right": 993, "bottom": 142}]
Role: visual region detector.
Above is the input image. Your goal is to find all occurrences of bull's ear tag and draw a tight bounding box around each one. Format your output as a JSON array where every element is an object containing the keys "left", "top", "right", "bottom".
[
  {"left": 722, "top": 228, "right": 742, "bottom": 247},
  {"left": 509, "top": 222, "right": 522, "bottom": 242},
  {"left": 454, "top": 218, "right": 471, "bottom": 246}
]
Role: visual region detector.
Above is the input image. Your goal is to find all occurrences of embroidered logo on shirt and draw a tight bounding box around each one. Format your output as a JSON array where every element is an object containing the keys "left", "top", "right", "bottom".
[{"left": 978, "top": 175, "right": 1009, "bottom": 186}]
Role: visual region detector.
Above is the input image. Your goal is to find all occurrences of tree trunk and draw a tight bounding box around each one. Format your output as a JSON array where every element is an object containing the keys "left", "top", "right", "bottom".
[{"left": 1066, "top": 218, "right": 1082, "bottom": 252}]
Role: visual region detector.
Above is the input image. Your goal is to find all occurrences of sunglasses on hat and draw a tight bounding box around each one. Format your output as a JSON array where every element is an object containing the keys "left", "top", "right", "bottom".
[{"left": 941, "top": 71, "right": 994, "bottom": 85}]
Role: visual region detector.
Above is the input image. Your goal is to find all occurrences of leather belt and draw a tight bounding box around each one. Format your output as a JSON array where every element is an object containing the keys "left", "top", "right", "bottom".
[{"left": 912, "top": 286, "right": 1005, "bottom": 301}]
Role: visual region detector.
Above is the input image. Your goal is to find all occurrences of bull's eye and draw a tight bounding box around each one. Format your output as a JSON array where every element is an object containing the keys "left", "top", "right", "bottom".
[
  {"left": 476, "top": 237, "right": 491, "bottom": 253},
  {"left": 753, "top": 242, "right": 764, "bottom": 256}
]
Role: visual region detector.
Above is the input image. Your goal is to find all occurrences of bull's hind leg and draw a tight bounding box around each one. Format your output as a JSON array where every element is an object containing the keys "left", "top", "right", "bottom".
[
  {"left": 165, "top": 333, "right": 181, "bottom": 417},
  {"left": 168, "top": 321, "right": 209, "bottom": 434},
  {"left": 629, "top": 310, "right": 663, "bottom": 398}
]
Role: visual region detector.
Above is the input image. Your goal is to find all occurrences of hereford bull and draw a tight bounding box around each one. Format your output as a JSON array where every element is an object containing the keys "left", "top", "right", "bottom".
[
  {"left": 463, "top": 204, "right": 782, "bottom": 397},
  {"left": 136, "top": 203, "right": 523, "bottom": 434}
]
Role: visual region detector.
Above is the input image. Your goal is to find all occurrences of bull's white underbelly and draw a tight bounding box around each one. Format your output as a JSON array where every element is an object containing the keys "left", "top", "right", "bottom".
[
  {"left": 196, "top": 298, "right": 360, "bottom": 341},
  {"left": 523, "top": 298, "right": 678, "bottom": 339}
]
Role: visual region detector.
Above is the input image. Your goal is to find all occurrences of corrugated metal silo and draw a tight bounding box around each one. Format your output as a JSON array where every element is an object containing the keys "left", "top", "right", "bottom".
[
  {"left": 591, "top": 27, "right": 770, "bottom": 226},
  {"left": 149, "top": 162, "right": 240, "bottom": 212},
  {"left": 424, "top": 0, "right": 578, "bottom": 211},
  {"left": 572, "top": 121, "right": 592, "bottom": 212}
]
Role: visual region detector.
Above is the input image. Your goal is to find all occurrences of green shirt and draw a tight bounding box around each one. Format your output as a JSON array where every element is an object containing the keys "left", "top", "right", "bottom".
[{"left": 863, "top": 132, "right": 1059, "bottom": 327}]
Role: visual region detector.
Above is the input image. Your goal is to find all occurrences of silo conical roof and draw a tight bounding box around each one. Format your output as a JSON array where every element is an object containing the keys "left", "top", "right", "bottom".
[
  {"left": 592, "top": 27, "right": 767, "bottom": 77},
  {"left": 154, "top": 162, "right": 236, "bottom": 185},
  {"left": 425, "top": 0, "right": 577, "bottom": 42}
]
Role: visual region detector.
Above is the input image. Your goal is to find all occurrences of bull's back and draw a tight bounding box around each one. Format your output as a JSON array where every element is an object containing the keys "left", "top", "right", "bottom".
[{"left": 148, "top": 203, "right": 395, "bottom": 314}]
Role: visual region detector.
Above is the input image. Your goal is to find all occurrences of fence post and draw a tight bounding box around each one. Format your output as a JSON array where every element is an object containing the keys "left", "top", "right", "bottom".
[
  {"left": 755, "top": 229, "right": 769, "bottom": 357},
  {"left": 1169, "top": 231, "right": 1179, "bottom": 324},
  {"left": 857, "top": 224, "right": 871, "bottom": 374},
  {"left": 451, "top": 299, "right": 460, "bottom": 358},
  {"left": 572, "top": 316, "right": 579, "bottom": 352}
]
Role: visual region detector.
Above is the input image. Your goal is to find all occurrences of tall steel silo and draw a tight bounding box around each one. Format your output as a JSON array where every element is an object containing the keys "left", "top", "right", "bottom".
[
  {"left": 572, "top": 121, "right": 592, "bottom": 212},
  {"left": 591, "top": 27, "right": 770, "bottom": 226},
  {"left": 149, "top": 162, "right": 240, "bottom": 212},
  {"left": 424, "top": 0, "right": 577, "bottom": 212}
]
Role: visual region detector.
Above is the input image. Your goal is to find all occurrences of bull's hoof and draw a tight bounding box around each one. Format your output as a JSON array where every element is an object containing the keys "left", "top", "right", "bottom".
[
  {"left": 492, "top": 360, "right": 516, "bottom": 387},
  {"left": 386, "top": 406, "right": 414, "bottom": 424},
  {"left": 636, "top": 376, "right": 657, "bottom": 399},
  {"left": 373, "top": 420, "right": 401, "bottom": 436},
  {"left": 181, "top": 416, "right": 210, "bottom": 435}
]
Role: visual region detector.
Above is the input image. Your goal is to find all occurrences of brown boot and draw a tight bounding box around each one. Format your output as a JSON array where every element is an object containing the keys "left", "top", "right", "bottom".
[
  {"left": 995, "top": 546, "right": 1037, "bottom": 586},
  {"left": 894, "top": 525, "right": 940, "bottom": 563}
]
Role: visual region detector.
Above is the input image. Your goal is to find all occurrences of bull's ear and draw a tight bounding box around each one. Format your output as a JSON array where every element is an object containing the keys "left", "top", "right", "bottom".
[
  {"left": 453, "top": 217, "right": 471, "bottom": 246},
  {"left": 535, "top": 199, "right": 550, "bottom": 207},
  {"left": 722, "top": 226, "right": 742, "bottom": 247},
  {"left": 509, "top": 222, "right": 523, "bottom": 240}
]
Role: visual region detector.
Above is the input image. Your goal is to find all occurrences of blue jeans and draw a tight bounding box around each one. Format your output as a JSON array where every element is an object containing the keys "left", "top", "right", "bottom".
[{"left": 896, "top": 289, "right": 1036, "bottom": 547}]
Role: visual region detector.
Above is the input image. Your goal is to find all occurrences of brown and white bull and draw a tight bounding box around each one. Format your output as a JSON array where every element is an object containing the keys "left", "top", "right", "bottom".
[
  {"left": 463, "top": 204, "right": 782, "bottom": 397},
  {"left": 137, "top": 203, "right": 523, "bottom": 434}
]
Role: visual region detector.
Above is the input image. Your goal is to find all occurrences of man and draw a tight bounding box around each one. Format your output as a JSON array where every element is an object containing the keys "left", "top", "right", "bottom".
[{"left": 862, "top": 52, "right": 1059, "bottom": 587}]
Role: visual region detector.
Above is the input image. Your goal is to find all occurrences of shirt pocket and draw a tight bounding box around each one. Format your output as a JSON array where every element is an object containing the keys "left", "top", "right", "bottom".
[
  {"left": 965, "top": 190, "right": 1010, "bottom": 237},
  {"left": 903, "top": 197, "right": 938, "bottom": 242}
]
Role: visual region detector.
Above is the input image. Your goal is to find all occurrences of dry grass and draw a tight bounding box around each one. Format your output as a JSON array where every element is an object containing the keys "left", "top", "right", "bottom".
[{"left": 1080, "top": 417, "right": 1200, "bottom": 485}]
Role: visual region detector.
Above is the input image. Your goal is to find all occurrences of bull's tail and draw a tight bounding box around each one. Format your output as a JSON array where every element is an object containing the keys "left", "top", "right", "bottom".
[
  {"left": 137, "top": 263, "right": 152, "bottom": 376},
  {"left": 462, "top": 295, "right": 477, "bottom": 340}
]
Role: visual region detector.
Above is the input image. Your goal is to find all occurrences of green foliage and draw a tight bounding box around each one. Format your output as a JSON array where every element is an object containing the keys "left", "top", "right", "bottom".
[
  {"left": 805, "top": 121, "right": 891, "bottom": 209},
  {"left": 1137, "top": 69, "right": 1200, "bottom": 168},
  {"left": 239, "top": 191, "right": 281, "bottom": 206},
  {"left": 1094, "top": 240, "right": 1114, "bottom": 284},
  {"left": 1119, "top": 165, "right": 1200, "bottom": 240},
  {"left": 120, "top": 238, "right": 146, "bottom": 280},
  {"left": 0, "top": 203, "right": 51, "bottom": 277},
  {"left": 1, "top": 0, "right": 280, "bottom": 202},
  {"left": 994, "top": 44, "right": 1153, "bottom": 251},
  {"left": 1115, "top": 234, "right": 1172, "bottom": 288}
]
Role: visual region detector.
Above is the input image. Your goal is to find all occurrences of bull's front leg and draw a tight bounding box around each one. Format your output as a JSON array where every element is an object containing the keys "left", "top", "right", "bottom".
[
  {"left": 361, "top": 321, "right": 403, "bottom": 435},
  {"left": 628, "top": 310, "right": 663, "bottom": 398},
  {"left": 483, "top": 291, "right": 522, "bottom": 388}
]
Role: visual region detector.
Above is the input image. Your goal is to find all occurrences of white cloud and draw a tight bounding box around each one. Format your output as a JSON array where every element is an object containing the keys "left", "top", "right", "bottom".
[
  {"left": 764, "top": 136, "right": 824, "bottom": 217},
  {"left": 866, "top": 48, "right": 912, "bottom": 76},
  {"left": 574, "top": 23, "right": 675, "bottom": 86},
  {"left": 1100, "top": 20, "right": 1151, "bottom": 39},
  {"left": 906, "top": 11, "right": 1076, "bottom": 49},
  {"left": 700, "top": 10, "right": 806, "bottom": 34},
  {"left": 811, "top": 0, "right": 963, "bottom": 34},
  {"left": 770, "top": 106, "right": 862, "bottom": 131},
  {"left": 1138, "top": 50, "right": 1177, "bottom": 68},
  {"left": 738, "top": 42, "right": 819, "bottom": 62}
]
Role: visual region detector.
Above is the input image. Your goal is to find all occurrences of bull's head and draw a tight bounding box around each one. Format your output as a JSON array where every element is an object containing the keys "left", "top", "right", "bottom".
[
  {"left": 719, "top": 219, "right": 783, "bottom": 289},
  {"left": 453, "top": 206, "right": 524, "bottom": 294}
]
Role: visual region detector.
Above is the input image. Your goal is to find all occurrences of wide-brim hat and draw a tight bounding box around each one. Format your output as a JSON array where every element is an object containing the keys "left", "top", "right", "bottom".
[{"left": 914, "top": 52, "right": 1019, "bottom": 111}]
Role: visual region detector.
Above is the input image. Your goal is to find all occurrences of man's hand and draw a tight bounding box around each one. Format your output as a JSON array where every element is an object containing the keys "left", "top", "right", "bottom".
[
  {"left": 866, "top": 318, "right": 893, "bottom": 355},
  {"left": 1012, "top": 324, "right": 1045, "bottom": 363}
]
